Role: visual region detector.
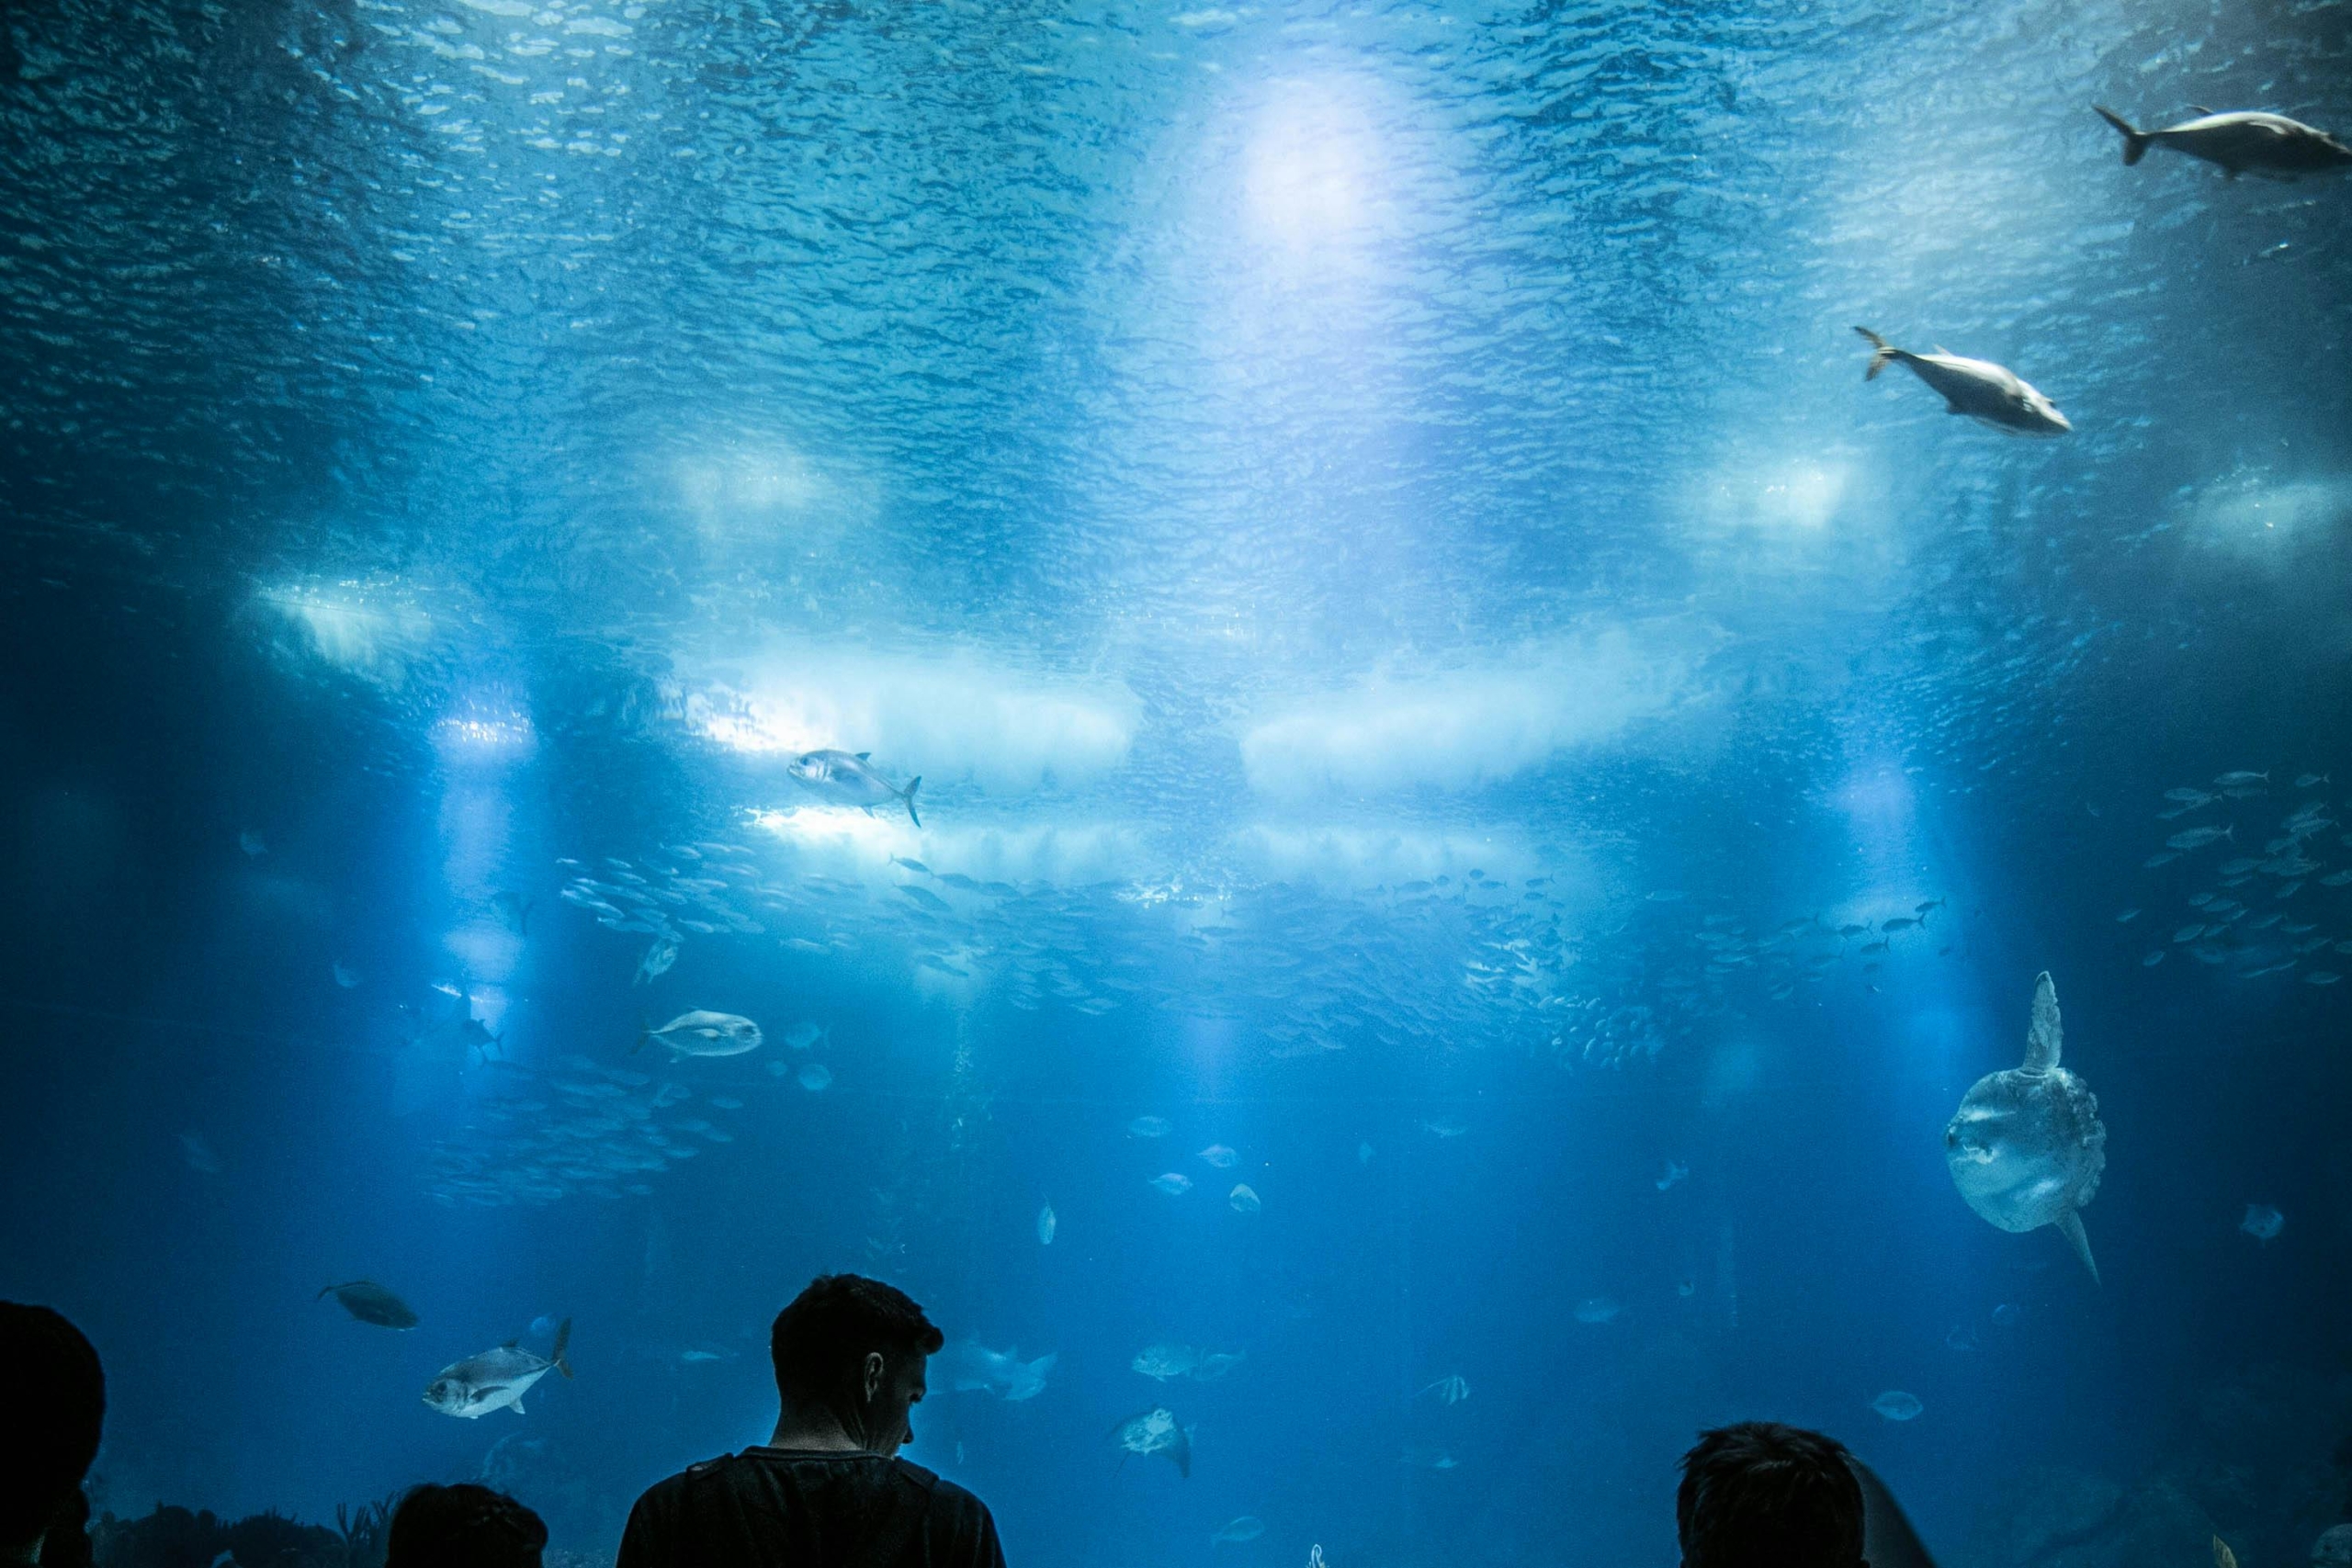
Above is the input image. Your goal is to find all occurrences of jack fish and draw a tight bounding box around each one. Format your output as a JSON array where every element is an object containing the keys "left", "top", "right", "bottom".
[
  {"left": 788, "top": 750, "right": 922, "bottom": 827},
  {"left": 424, "top": 1318, "right": 573, "bottom": 1417},
  {"left": 1856, "top": 328, "right": 2071, "bottom": 435},
  {"left": 635, "top": 1010, "right": 763, "bottom": 1057},
  {"left": 2095, "top": 106, "right": 2352, "bottom": 179}
]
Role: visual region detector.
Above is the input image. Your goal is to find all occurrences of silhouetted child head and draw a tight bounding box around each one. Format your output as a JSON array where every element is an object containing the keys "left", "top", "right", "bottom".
[
  {"left": 0, "top": 1303, "right": 106, "bottom": 1566},
  {"left": 1678, "top": 1422, "right": 1868, "bottom": 1568},
  {"left": 385, "top": 1483, "right": 547, "bottom": 1568}
]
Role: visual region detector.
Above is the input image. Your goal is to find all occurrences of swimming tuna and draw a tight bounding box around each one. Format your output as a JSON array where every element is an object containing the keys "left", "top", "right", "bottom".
[
  {"left": 2095, "top": 106, "right": 2352, "bottom": 179},
  {"left": 787, "top": 750, "right": 922, "bottom": 827},
  {"left": 1945, "top": 973, "right": 2109, "bottom": 1282},
  {"left": 1855, "top": 329, "right": 2071, "bottom": 435},
  {"left": 319, "top": 1280, "right": 419, "bottom": 1329},
  {"left": 1113, "top": 1406, "right": 1193, "bottom": 1476},
  {"left": 424, "top": 1318, "right": 572, "bottom": 1417},
  {"left": 635, "top": 1010, "right": 763, "bottom": 1057}
]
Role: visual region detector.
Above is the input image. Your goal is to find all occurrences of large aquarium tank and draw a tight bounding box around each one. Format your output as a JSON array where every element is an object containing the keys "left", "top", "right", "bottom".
[{"left": 4, "top": 0, "right": 2349, "bottom": 1564}]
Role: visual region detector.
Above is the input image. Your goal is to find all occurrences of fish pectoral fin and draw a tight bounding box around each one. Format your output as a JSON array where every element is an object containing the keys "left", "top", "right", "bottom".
[
  {"left": 509, "top": 1397, "right": 526, "bottom": 1414},
  {"left": 2055, "top": 1208, "right": 2099, "bottom": 1285}
]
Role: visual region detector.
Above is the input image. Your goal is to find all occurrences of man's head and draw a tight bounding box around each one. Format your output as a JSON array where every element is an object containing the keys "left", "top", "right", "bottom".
[
  {"left": 0, "top": 1303, "right": 106, "bottom": 1561},
  {"left": 1678, "top": 1422, "right": 1867, "bottom": 1568},
  {"left": 386, "top": 1483, "right": 547, "bottom": 1568},
  {"left": 770, "top": 1274, "right": 943, "bottom": 1457}
]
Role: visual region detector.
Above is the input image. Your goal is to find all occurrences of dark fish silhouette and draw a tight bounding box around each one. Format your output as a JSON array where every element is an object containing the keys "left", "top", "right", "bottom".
[
  {"left": 2095, "top": 106, "right": 2351, "bottom": 179},
  {"left": 319, "top": 1280, "right": 420, "bottom": 1329}
]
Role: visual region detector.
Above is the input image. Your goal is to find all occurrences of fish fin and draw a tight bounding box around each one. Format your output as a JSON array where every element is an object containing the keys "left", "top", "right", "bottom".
[
  {"left": 2095, "top": 105, "right": 2148, "bottom": 164},
  {"left": 631, "top": 1023, "right": 650, "bottom": 1055},
  {"left": 510, "top": 1397, "right": 526, "bottom": 1415},
  {"left": 318, "top": 1284, "right": 344, "bottom": 1301},
  {"left": 856, "top": 751, "right": 870, "bottom": 760},
  {"left": 503, "top": 1338, "right": 519, "bottom": 1348},
  {"left": 2189, "top": 104, "right": 2212, "bottom": 116},
  {"left": 2214, "top": 1536, "right": 2240, "bottom": 1568},
  {"left": 1853, "top": 326, "right": 1897, "bottom": 379},
  {"left": 2024, "top": 972, "right": 2063, "bottom": 1070},
  {"left": 904, "top": 777, "right": 922, "bottom": 829},
  {"left": 2055, "top": 1207, "right": 2099, "bottom": 1285},
  {"left": 552, "top": 1316, "right": 573, "bottom": 1377}
]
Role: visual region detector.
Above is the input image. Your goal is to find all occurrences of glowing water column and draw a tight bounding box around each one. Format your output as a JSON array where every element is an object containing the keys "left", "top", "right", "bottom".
[{"left": 427, "top": 694, "right": 539, "bottom": 1063}]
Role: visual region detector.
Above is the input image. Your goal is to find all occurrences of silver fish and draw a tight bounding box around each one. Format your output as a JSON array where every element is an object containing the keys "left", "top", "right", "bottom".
[
  {"left": 1113, "top": 1406, "right": 1193, "bottom": 1477},
  {"left": 424, "top": 1318, "right": 572, "bottom": 1418},
  {"left": 2096, "top": 106, "right": 2352, "bottom": 179},
  {"left": 787, "top": 750, "right": 922, "bottom": 827},
  {"left": 634, "top": 937, "right": 680, "bottom": 986},
  {"left": 1856, "top": 328, "right": 2071, "bottom": 435},
  {"left": 635, "top": 1010, "right": 763, "bottom": 1057}
]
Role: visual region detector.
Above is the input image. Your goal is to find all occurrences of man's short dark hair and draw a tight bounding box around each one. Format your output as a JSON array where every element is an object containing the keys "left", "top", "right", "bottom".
[
  {"left": 0, "top": 1303, "right": 107, "bottom": 1555},
  {"left": 1678, "top": 1422, "right": 1866, "bottom": 1568},
  {"left": 771, "top": 1274, "right": 944, "bottom": 1410},
  {"left": 387, "top": 1483, "right": 548, "bottom": 1568}
]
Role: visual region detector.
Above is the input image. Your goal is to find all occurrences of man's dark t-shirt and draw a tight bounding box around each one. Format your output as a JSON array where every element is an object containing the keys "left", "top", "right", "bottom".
[{"left": 617, "top": 1449, "right": 1006, "bottom": 1568}]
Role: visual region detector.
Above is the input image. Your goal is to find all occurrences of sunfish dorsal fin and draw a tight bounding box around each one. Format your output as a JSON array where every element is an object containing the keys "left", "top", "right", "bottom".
[
  {"left": 856, "top": 751, "right": 870, "bottom": 760},
  {"left": 2055, "top": 1207, "right": 2098, "bottom": 1285},
  {"left": 502, "top": 1337, "right": 519, "bottom": 1348},
  {"left": 2024, "top": 971, "right": 2062, "bottom": 1071}
]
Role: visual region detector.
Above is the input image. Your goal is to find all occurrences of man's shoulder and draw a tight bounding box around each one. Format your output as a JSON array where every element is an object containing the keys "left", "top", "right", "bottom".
[{"left": 628, "top": 1453, "right": 741, "bottom": 1513}]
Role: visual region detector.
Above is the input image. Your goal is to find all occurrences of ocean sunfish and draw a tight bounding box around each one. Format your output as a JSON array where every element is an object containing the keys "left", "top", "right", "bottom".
[
  {"left": 1945, "top": 972, "right": 2109, "bottom": 1281},
  {"left": 2094, "top": 106, "right": 2352, "bottom": 179},
  {"left": 1856, "top": 328, "right": 2071, "bottom": 436}
]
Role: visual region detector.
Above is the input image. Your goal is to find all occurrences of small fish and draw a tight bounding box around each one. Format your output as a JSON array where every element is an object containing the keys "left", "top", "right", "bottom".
[
  {"left": 1656, "top": 1159, "right": 1690, "bottom": 1191},
  {"left": 1150, "top": 1172, "right": 1193, "bottom": 1196},
  {"left": 1676, "top": 1279, "right": 1696, "bottom": 1298},
  {"left": 784, "top": 1021, "right": 826, "bottom": 1052},
  {"left": 332, "top": 962, "right": 362, "bottom": 988},
  {"left": 1854, "top": 327, "right": 2070, "bottom": 435},
  {"left": 2115, "top": 908, "right": 2140, "bottom": 923},
  {"left": 1419, "top": 1375, "right": 1470, "bottom": 1404},
  {"left": 2168, "top": 826, "right": 2234, "bottom": 851},
  {"left": 319, "top": 1280, "right": 420, "bottom": 1330},
  {"left": 1111, "top": 1406, "right": 1193, "bottom": 1476},
  {"left": 2095, "top": 106, "right": 2352, "bottom": 179},
  {"left": 1573, "top": 1297, "right": 1622, "bottom": 1325},
  {"left": 1199, "top": 1145, "right": 1238, "bottom": 1168},
  {"left": 2164, "top": 788, "right": 2213, "bottom": 806},
  {"left": 786, "top": 750, "right": 921, "bottom": 827},
  {"left": 2294, "top": 773, "right": 2331, "bottom": 789},
  {"left": 1228, "top": 1183, "right": 1261, "bottom": 1213},
  {"left": 635, "top": 1010, "right": 763, "bottom": 1057},
  {"left": 1212, "top": 1517, "right": 1266, "bottom": 1547},
  {"left": 1871, "top": 1390, "right": 1924, "bottom": 1422},
  {"left": 2143, "top": 951, "right": 2165, "bottom": 967},
  {"left": 1037, "top": 1204, "right": 1057, "bottom": 1246},
  {"left": 424, "top": 1319, "right": 573, "bottom": 1418},
  {"left": 2239, "top": 1203, "right": 2284, "bottom": 1242},
  {"left": 178, "top": 1132, "right": 222, "bottom": 1175},
  {"left": 1943, "top": 1325, "right": 1979, "bottom": 1352},
  {"left": 1421, "top": 1119, "right": 1467, "bottom": 1138},
  {"left": 2306, "top": 971, "right": 2342, "bottom": 987},
  {"left": 239, "top": 829, "right": 268, "bottom": 857},
  {"left": 634, "top": 937, "right": 680, "bottom": 986},
  {"left": 1357, "top": 1142, "right": 1374, "bottom": 1164},
  {"left": 797, "top": 1063, "right": 833, "bottom": 1092},
  {"left": 944, "top": 1342, "right": 1058, "bottom": 1402},
  {"left": 1882, "top": 917, "right": 1919, "bottom": 933},
  {"left": 1191, "top": 1351, "right": 1246, "bottom": 1382},
  {"left": 1990, "top": 1303, "right": 2023, "bottom": 1327},
  {"left": 1129, "top": 1116, "right": 1173, "bottom": 1138},
  {"left": 2214, "top": 771, "right": 2270, "bottom": 788},
  {"left": 1132, "top": 1343, "right": 1201, "bottom": 1381},
  {"left": 1399, "top": 1446, "right": 1460, "bottom": 1471}
]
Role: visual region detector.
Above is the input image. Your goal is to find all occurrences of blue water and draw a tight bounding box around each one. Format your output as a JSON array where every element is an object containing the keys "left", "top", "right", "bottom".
[{"left": 3, "top": 0, "right": 2350, "bottom": 1562}]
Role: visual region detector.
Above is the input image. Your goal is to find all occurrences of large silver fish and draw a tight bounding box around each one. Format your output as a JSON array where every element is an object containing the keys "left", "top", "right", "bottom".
[
  {"left": 1944, "top": 973, "right": 2109, "bottom": 1282},
  {"left": 2095, "top": 106, "right": 2352, "bottom": 180},
  {"left": 424, "top": 1318, "right": 572, "bottom": 1417},
  {"left": 942, "top": 1342, "right": 1058, "bottom": 1402},
  {"left": 1855, "top": 329, "right": 2071, "bottom": 436},
  {"left": 788, "top": 750, "right": 922, "bottom": 827},
  {"left": 634, "top": 1010, "right": 763, "bottom": 1057},
  {"left": 1113, "top": 1406, "right": 1193, "bottom": 1477}
]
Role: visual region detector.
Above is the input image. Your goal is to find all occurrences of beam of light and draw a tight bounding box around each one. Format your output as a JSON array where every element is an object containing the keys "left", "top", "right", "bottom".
[
  {"left": 2185, "top": 470, "right": 2352, "bottom": 558},
  {"left": 433, "top": 694, "right": 537, "bottom": 761},
  {"left": 1700, "top": 458, "right": 1854, "bottom": 533},
  {"left": 255, "top": 581, "right": 432, "bottom": 685},
  {"left": 1241, "top": 78, "right": 1380, "bottom": 253}
]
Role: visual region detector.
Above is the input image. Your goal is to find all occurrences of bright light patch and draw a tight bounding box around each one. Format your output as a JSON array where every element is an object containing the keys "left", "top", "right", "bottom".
[
  {"left": 434, "top": 703, "right": 536, "bottom": 759},
  {"left": 2187, "top": 470, "right": 2352, "bottom": 558},
  {"left": 749, "top": 807, "right": 1150, "bottom": 887},
  {"left": 690, "top": 642, "right": 1136, "bottom": 794},
  {"left": 1227, "top": 824, "right": 1549, "bottom": 891},
  {"left": 1239, "top": 629, "right": 1697, "bottom": 799},
  {"left": 1701, "top": 459, "right": 1852, "bottom": 532},
  {"left": 258, "top": 583, "right": 431, "bottom": 685},
  {"left": 677, "top": 445, "right": 831, "bottom": 517},
  {"left": 1242, "top": 78, "right": 1379, "bottom": 251}
]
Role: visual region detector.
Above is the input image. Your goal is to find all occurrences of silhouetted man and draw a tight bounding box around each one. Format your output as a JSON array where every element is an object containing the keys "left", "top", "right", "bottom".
[
  {"left": 0, "top": 1303, "right": 107, "bottom": 1568},
  {"left": 1678, "top": 1421, "right": 1936, "bottom": 1568},
  {"left": 618, "top": 1274, "right": 1004, "bottom": 1568}
]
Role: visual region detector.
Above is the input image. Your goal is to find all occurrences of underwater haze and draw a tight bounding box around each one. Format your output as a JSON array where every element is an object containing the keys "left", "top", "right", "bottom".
[{"left": 3, "top": 0, "right": 2350, "bottom": 1564}]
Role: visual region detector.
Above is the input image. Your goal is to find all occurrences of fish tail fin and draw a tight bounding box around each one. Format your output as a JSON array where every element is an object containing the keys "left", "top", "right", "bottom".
[
  {"left": 904, "top": 777, "right": 922, "bottom": 829},
  {"left": 2056, "top": 1209, "right": 2099, "bottom": 1285},
  {"left": 2094, "top": 106, "right": 2148, "bottom": 165},
  {"left": 552, "top": 1316, "right": 574, "bottom": 1378},
  {"left": 1854, "top": 326, "right": 1898, "bottom": 380},
  {"left": 631, "top": 1020, "right": 650, "bottom": 1055},
  {"left": 2224, "top": 825, "right": 2235, "bottom": 842}
]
